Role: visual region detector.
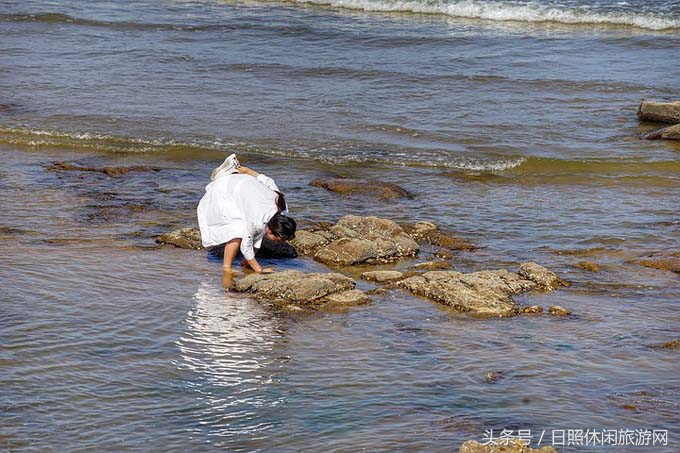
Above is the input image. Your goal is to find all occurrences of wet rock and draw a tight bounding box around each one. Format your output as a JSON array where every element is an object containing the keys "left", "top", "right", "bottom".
[
  {"left": 401, "top": 221, "right": 476, "bottom": 251},
  {"left": 289, "top": 230, "right": 332, "bottom": 255},
  {"left": 156, "top": 227, "right": 203, "bottom": 250},
  {"left": 235, "top": 270, "right": 369, "bottom": 311},
  {"left": 548, "top": 306, "right": 571, "bottom": 317},
  {"left": 398, "top": 263, "right": 563, "bottom": 318},
  {"left": 485, "top": 371, "right": 505, "bottom": 384},
  {"left": 48, "top": 161, "right": 160, "bottom": 177},
  {"left": 307, "top": 216, "right": 419, "bottom": 266},
  {"left": 310, "top": 177, "right": 414, "bottom": 200},
  {"left": 640, "top": 123, "right": 680, "bottom": 140},
  {"left": 632, "top": 251, "right": 680, "bottom": 274},
  {"left": 0, "top": 103, "right": 17, "bottom": 113},
  {"left": 435, "top": 249, "right": 454, "bottom": 260},
  {"left": 322, "top": 289, "right": 371, "bottom": 308},
  {"left": 412, "top": 261, "right": 453, "bottom": 271},
  {"left": 638, "top": 99, "right": 680, "bottom": 124},
  {"left": 652, "top": 339, "right": 680, "bottom": 350},
  {"left": 608, "top": 388, "right": 679, "bottom": 416},
  {"left": 518, "top": 262, "right": 567, "bottom": 290},
  {"left": 521, "top": 305, "right": 544, "bottom": 315},
  {"left": 459, "top": 440, "right": 557, "bottom": 453},
  {"left": 575, "top": 260, "right": 600, "bottom": 272},
  {"left": 360, "top": 270, "right": 404, "bottom": 283}
]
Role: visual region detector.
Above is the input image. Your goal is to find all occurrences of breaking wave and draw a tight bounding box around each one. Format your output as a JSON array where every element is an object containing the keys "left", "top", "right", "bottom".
[{"left": 287, "top": 0, "right": 680, "bottom": 30}]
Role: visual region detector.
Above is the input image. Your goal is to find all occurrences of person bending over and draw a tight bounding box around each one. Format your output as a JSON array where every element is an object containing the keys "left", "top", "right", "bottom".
[{"left": 197, "top": 154, "right": 296, "bottom": 273}]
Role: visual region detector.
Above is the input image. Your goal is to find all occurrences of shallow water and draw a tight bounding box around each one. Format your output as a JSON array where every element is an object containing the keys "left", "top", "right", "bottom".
[{"left": 1, "top": 0, "right": 680, "bottom": 451}]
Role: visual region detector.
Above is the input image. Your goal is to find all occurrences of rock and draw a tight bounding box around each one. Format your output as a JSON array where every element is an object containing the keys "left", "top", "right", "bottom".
[
  {"left": 485, "top": 371, "right": 505, "bottom": 384},
  {"left": 156, "top": 228, "right": 203, "bottom": 250},
  {"left": 401, "top": 221, "right": 476, "bottom": 251},
  {"left": 290, "top": 230, "right": 333, "bottom": 255},
  {"left": 518, "top": 262, "right": 567, "bottom": 290},
  {"left": 638, "top": 99, "right": 680, "bottom": 124},
  {"left": 312, "top": 216, "right": 419, "bottom": 266},
  {"left": 48, "top": 161, "right": 161, "bottom": 177},
  {"left": 412, "top": 261, "right": 453, "bottom": 271},
  {"left": 521, "top": 305, "right": 544, "bottom": 315},
  {"left": 459, "top": 440, "right": 557, "bottom": 453},
  {"left": 640, "top": 123, "right": 680, "bottom": 140},
  {"left": 322, "top": 289, "right": 371, "bottom": 308},
  {"left": 575, "top": 261, "right": 600, "bottom": 272},
  {"left": 398, "top": 263, "right": 562, "bottom": 317},
  {"left": 652, "top": 339, "right": 680, "bottom": 350},
  {"left": 235, "top": 270, "right": 369, "bottom": 310},
  {"left": 548, "top": 306, "right": 571, "bottom": 317},
  {"left": 632, "top": 251, "right": 680, "bottom": 273},
  {"left": 310, "top": 177, "right": 414, "bottom": 200},
  {"left": 361, "top": 270, "right": 404, "bottom": 283},
  {"left": 434, "top": 250, "right": 454, "bottom": 259}
]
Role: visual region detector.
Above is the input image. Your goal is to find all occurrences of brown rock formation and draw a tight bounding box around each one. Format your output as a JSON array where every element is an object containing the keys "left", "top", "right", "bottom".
[{"left": 310, "top": 177, "right": 414, "bottom": 200}]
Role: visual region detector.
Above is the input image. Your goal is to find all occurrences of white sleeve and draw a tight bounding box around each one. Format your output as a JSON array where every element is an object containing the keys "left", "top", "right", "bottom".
[
  {"left": 240, "top": 224, "right": 258, "bottom": 260},
  {"left": 256, "top": 173, "right": 280, "bottom": 192},
  {"left": 254, "top": 230, "right": 265, "bottom": 249}
]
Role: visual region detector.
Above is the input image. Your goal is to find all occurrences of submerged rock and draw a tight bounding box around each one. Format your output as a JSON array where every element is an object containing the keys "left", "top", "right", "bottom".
[
  {"left": 548, "top": 306, "right": 571, "bottom": 317},
  {"left": 640, "top": 123, "right": 680, "bottom": 140},
  {"left": 310, "top": 177, "right": 414, "bottom": 200},
  {"left": 411, "top": 261, "right": 453, "bottom": 271},
  {"left": 485, "top": 370, "right": 505, "bottom": 384},
  {"left": 575, "top": 260, "right": 600, "bottom": 272},
  {"left": 398, "top": 262, "right": 566, "bottom": 317},
  {"left": 234, "top": 270, "right": 369, "bottom": 311},
  {"left": 401, "top": 221, "right": 476, "bottom": 251},
  {"left": 360, "top": 270, "right": 404, "bottom": 283},
  {"left": 48, "top": 161, "right": 161, "bottom": 177},
  {"left": 652, "top": 339, "right": 680, "bottom": 350},
  {"left": 292, "top": 216, "right": 419, "bottom": 266},
  {"left": 637, "top": 99, "right": 680, "bottom": 124},
  {"left": 459, "top": 440, "right": 557, "bottom": 453},
  {"left": 631, "top": 251, "right": 680, "bottom": 274}
]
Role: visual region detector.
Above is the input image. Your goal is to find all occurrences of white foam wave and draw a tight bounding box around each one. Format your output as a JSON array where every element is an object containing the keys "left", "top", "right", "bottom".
[{"left": 290, "top": 0, "right": 680, "bottom": 30}]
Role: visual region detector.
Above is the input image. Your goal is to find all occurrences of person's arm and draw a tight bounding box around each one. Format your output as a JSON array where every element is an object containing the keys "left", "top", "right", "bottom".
[
  {"left": 238, "top": 166, "right": 280, "bottom": 192},
  {"left": 240, "top": 226, "right": 274, "bottom": 273}
]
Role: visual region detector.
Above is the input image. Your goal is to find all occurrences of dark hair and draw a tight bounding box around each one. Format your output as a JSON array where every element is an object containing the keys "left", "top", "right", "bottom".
[
  {"left": 275, "top": 191, "right": 287, "bottom": 213},
  {"left": 267, "top": 213, "right": 296, "bottom": 241}
]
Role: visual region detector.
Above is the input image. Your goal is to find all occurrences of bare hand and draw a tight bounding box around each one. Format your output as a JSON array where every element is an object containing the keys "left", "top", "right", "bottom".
[{"left": 260, "top": 267, "right": 275, "bottom": 274}]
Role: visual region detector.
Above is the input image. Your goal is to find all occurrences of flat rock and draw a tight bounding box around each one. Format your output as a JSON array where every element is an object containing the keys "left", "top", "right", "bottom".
[
  {"left": 310, "top": 177, "right": 414, "bottom": 200},
  {"left": 575, "top": 261, "right": 600, "bottom": 272},
  {"left": 292, "top": 216, "right": 419, "bottom": 266},
  {"left": 640, "top": 123, "right": 680, "bottom": 140},
  {"left": 398, "top": 262, "right": 565, "bottom": 318},
  {"left": 459, "top": 440, "right": 557, "bottom": 453},
  {"left": 518, "top": 261, "right": 566, "bottom": 290},
  {"left": 401, "top": 221, "right": 476, "bottom": 251},
  {"left": 360, "top": 270, "right": 404, "bottom": 282},
  {"left": 638, "top": 99, "right": 680, "bottom": 124},
  {"left": 48, "top": 161, "right": 160, "bottom": 177},
  {"left": 234, "top": 270, "right": 369, "bottom": 311},
  {"left": 412, "top": 261, "right": 453, "bottom": 271},
  {"left": 631, "top": 251, "right": 680, "bottom": 274}
]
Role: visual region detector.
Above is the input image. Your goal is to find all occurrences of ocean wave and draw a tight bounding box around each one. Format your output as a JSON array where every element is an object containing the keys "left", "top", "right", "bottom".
[{"left": 287, "top": 0, "right": 680, "bottom": 30}]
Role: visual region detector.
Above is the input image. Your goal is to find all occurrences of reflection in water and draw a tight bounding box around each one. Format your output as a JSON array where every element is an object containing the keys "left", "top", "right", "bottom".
[{"left": 177, "top": 282, "right": 287, "bottom": 444}]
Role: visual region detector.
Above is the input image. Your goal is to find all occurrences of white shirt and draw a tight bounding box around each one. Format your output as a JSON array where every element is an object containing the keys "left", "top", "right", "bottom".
[{"left": 197, "top": 173, "right": 283, "bottom": 260}]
